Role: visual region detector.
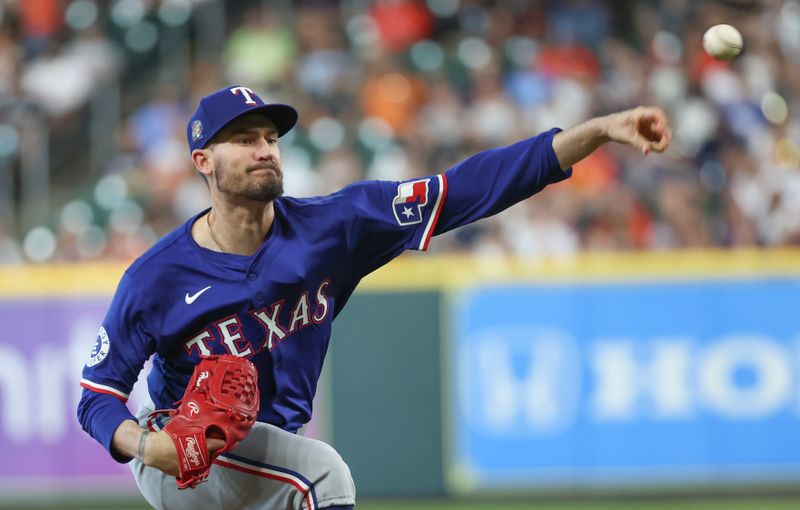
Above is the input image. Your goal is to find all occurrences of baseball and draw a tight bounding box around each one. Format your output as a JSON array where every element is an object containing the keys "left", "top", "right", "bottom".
[{"left": 703, "top": 24, "right": 743, "bottom": 60}]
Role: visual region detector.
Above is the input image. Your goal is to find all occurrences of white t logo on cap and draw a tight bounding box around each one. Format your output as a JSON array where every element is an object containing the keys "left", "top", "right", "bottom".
[{"left": 230, "top": 86, "right": 257, "bottom": 105}]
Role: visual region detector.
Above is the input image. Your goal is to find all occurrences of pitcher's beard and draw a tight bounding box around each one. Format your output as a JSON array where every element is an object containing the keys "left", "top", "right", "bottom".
[{"left": 214, "top": 162, "right": 284, "bottom": 202}]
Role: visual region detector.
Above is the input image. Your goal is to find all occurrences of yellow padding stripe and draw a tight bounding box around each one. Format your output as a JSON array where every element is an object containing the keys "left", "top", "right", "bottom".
[
  {"left": 1, "top": 249, "right": 799, "bottom": 296},
  {"left": 358, "top": 249, "right": 800, "bottom": 290},
  {"left": 0, "top": 262, "right": 125, "bottom": 296}
]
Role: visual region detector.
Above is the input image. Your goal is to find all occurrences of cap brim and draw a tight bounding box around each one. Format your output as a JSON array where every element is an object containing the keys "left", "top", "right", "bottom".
[
  {"left": 203, "top": 104, "right": 298, "bottom": 147},
  {"left": 256, "top": 104, "right": 298, "bottom": 137}
]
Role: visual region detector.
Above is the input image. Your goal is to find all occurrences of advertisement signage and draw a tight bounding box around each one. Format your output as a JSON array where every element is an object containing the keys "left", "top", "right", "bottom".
[
  {"left": 450, "top": 279, "right": 800, "bottom": 490},
  {"left": 0, "top": 297, "right": 138, "bottom": 491}
]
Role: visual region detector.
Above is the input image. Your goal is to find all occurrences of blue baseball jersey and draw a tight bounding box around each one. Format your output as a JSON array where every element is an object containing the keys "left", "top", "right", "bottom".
[{"left": 77, "top": 129, "right": 571, "bottom": 461}]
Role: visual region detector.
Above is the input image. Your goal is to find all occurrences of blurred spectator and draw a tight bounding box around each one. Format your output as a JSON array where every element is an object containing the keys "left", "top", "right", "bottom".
[
  {"left": 17, "top": 0, "right": 63, "bottom": 59},
  {"left": 370, "top": 0, "right": 433, "bottom": 52},
  {"left": 21, "top": 24, "right": 119, "bottom": 117},
  {"left": 223, "top": 5, "right": 296, "bottom": 89},
  {"left": 361, "top": 58, "right": 428, "bottom": 136},
  {"left": 465, "top": 67, "right": 518, "bottom": 145},
  {"left": 0, "top": 223, "right": 22, "bottom": 264},
  {"left": 294, "top": 6, "right": 354, "bottom": 103},
  {"left": 0, "top": 14, "right": 22, "bottom": 97},
  {"left": 546, "top": 0, "right": 611, "bottom": 48},
  {"left": 126, "top": 83, "right": 189, "bottom": 159}
]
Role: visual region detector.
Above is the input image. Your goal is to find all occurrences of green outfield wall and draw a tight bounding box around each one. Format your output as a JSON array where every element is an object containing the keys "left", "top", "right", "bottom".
[{"left": 330, "top": 291, "right": 445, "bottom": 497}]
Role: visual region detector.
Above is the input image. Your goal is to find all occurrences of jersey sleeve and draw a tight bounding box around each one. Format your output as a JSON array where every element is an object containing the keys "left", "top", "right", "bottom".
[
  {"left": 76, "top": 271, "right": 156, "bottom": 463},
  {"left": 434, "top": 127, "right": 572, "bottom": 235},
  {"left": 338, "top": 128, "right": 570, "bottom": 279},
  {"left": 336, "top": 174, "right": 447, "bottom": 279}
]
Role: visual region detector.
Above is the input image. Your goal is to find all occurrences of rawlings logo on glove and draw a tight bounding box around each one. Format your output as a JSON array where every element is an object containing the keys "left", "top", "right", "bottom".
[{"left": 163, "top": 354, "right": 259, "bottom": 489}]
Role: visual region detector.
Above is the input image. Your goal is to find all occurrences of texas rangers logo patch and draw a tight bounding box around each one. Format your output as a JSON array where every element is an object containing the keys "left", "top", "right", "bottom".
[
  {"left": 86, "top": 326, "right": 110, "bottom": 367},
  {"left": 393, "top": 178, "right": 430, "bottom": 226}
]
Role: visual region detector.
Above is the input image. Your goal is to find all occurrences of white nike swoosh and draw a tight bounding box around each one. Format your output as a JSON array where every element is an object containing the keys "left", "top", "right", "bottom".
[{"left": 185, "top": 286, "right": 212, "bottom": 304}]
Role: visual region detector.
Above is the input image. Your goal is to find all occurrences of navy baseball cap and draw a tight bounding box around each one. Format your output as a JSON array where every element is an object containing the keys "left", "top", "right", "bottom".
[{"left": 186, "top": 85, "right": 298, "bottom": 153}]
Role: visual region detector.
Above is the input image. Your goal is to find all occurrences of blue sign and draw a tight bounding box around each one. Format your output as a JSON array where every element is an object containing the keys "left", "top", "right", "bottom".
[{"left": 449, "top": 279, "right": 800, "bottom": 490}]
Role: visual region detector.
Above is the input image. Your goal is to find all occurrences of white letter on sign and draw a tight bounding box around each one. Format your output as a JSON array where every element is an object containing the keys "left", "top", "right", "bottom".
[
  {"left": 590, "top": 338, "right": 692, "bottom": 421},
  {"left": 472, "top": 328, "right": 579, "bottom": 435},
  {"left": 698, "top": 335, "right": 790, "bottom": 419}
]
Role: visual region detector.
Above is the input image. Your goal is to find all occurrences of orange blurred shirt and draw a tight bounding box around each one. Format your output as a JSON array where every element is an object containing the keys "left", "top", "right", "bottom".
[{"left": 18, "top": 0, "right": 63, "bottom": 38}]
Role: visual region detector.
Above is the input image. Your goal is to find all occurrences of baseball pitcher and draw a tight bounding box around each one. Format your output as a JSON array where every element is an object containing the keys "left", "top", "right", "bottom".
[{"left": 77, "top": 85, "right": 671, "bottom": 509}]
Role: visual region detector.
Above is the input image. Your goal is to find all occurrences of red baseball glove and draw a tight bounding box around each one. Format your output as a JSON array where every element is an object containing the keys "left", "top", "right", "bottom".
[{"left": 163, "top": 354, "right": 260, "bottom": 489}]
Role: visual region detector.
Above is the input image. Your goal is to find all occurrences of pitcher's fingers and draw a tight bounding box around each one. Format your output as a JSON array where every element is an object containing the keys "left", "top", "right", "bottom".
[
  {"left": 208, "top": 438, "right": 226, "bottom": 452},
  {"left": 653, "top": 126, "right": 672, "bottom": 152},
  {"left": 630, "top": 132, "right": 653, "bottom": 155}
]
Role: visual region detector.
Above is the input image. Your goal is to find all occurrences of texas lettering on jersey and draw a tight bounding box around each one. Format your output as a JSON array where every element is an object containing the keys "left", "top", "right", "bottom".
[{"left": 184, "top": 280, "right": 331, "bottom": 357}]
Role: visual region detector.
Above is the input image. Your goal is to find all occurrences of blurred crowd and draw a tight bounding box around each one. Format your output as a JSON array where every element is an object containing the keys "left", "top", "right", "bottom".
[{"left": 1, "top": 0, "right": 800, "bottom": 264}]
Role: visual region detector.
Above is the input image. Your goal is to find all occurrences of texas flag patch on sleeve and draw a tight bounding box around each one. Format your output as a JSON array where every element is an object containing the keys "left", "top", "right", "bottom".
[
  {"left": 390, "top": 175, "right": 447, "bottom": 251},
  {"left": 393, "top": 178, "right": 430, "bottom": 226}
]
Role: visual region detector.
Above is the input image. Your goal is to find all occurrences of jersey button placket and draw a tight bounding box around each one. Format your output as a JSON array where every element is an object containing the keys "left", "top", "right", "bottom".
[{"left": 247, "top": 272, "right": 263, "bottom": 305}]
